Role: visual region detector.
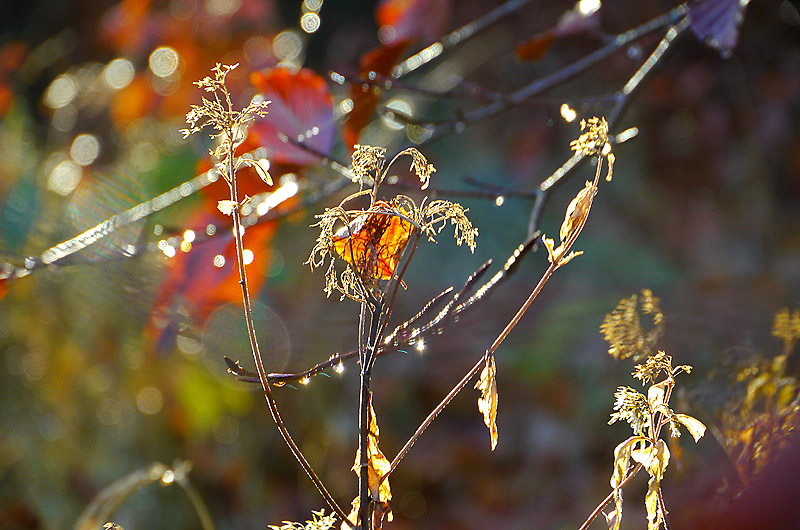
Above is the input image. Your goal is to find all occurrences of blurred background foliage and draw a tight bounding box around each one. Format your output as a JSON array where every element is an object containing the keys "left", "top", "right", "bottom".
[{"left": 0, "top": 0, "right": 799, "bottom": 529}]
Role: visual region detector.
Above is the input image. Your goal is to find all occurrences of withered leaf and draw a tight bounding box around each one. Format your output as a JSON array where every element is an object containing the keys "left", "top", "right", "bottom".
[
  {"left": 333, "top": 201, "right": 413, "bottom": 282},
  {"left": 674, "top": 413, "right": 706, "bottom": 443},
  {"left": 351, "top": 397, "right": 392, "bottom": 504},
  {"left": 475, "top": 354, "right": 498, "bottom": 451},
  {"left": 559, "top": 180, "right": 596, "bottom": 243}
]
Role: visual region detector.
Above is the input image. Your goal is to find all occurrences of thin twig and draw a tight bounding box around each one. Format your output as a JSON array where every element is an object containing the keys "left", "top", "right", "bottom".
[
  {"left": 229, "top": 145, "right": 347, "bottom": 522},
  {"left": 413, "top": 5, "right": 688, "bottom": 147}
]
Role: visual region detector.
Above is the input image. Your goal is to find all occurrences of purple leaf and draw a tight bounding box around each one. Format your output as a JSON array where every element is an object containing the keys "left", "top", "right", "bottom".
[{"left": 688, "top": 0, "right": 751, "bottom": 58}]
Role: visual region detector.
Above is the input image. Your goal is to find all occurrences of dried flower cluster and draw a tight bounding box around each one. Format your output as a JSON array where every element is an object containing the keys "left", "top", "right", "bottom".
[
  {"left": 268, "top": 510, "right": 338, "bottom": 530},
  {"left": 712, "top": 308, "right": 800, "bottom": 485},
  {"left": 570, "top": 116, "right": 615, "bottom": 182},
  {"left": 180, "top": 63, "right": 273, "bottom": 195},
  {"left": 600, "top": 289, "right": 664, "bottom": 361}
]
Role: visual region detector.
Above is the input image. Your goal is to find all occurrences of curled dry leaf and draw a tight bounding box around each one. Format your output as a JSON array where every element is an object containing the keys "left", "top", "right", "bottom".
[
  {"left": 559, "top": 180, "right": 597, "bottom": 243},
  {"left": 609, "top": 436, "right": 638, "bottom": 530},
  {"left": 641, "top": 440, "right": 670, "bottom": 530},
  {"left": 475, "top": 354, "right": 499, "bottom": 451},
  {"left": 674, "top": 413, "right": 706, "bottom": 442},
  {"left": 352, "top": 399, "right": 392, "bottom": 506}
]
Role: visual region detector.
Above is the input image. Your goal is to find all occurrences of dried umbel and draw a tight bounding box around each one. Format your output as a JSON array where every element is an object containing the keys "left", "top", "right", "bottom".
[
  {"left": 570, "top": 116, "right": 615, "bottom": 182},
  {"left": 180, "top": 63, "right": 273, "bottom": 189}
]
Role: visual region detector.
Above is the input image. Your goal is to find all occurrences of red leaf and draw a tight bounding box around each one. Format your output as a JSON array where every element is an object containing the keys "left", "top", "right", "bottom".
[
  {"left": 147, "top": 211, "right": 277, "bottom": 352},
  {"left": 515, "top": 32, "right": 556, "bottom": 62},
  {"left": 249, "top": 68, "right": 334, "bottom": 167},
  {"left": 343, "top": 41, "right": 410, "bottom": 149},
  {"left": 516, "top": 2, "right": 601, "bottom": 62},
  {"left": 376, "top": 0, "right": 452, "bottom": 45}
]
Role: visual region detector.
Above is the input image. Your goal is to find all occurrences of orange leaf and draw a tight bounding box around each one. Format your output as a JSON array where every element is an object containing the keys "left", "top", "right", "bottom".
[
  {"left": 515, "top": 31, "right": 555, "bottom": 62},
  {"left": 332, "top": 201, "right": 413, "bottom": 282},
  {"left": 376, "top": 0, "right": 452, "bottom": 44},
  {"left": 249, "top": 68, "right": 334, "bottom": 167}
]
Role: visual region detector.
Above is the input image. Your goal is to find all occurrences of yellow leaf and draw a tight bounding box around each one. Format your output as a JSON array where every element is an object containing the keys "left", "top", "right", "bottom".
[
  {"left": 217, "top": 200, "right": 238, "bottom": 216},
  {"left": 351, "top": 396, "right": 392, "bottom": 505},
  {"left": 647, "top": 382, "right": 667, "bottom": 410},
  {"left": 342, "top": 497, "right": 359, "bottom": 530},
  {"left": 609, "top": 436, "right": 639, "bottom": 530},
  {"left": 474, "top": 354, "right": 498, "bottom": 450},
  {"left": 643, "top": 440, "right": 670, "bottom": 530},
  {"left": 674, "top": 413, "right": 706, "bottom": 443},
  {"left": 254, "top": 158, "right": 272, "bottom": 185},
  {"left": 559, "top": 180, "right": 596, "bottom": 243}
]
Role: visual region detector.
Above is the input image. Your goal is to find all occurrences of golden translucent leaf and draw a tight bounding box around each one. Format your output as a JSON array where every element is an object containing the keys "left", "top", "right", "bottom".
[
  {"left": 643, "top": 440, "right": 670, "bottom": 530},
  {"left": 674, "top": 413, "right": 706, "bottom": 443},
  {"left": 604, "top": 509, "right": 619, "bottom": 530},
  {"left": 474, "top": 354, "right": 499, "bottom": 450},
  {"left": 647, "top": 381, "right": 667, "bottom": 410},
  {"left": 351, "top": 398, "right": 392, "bottom": 505},
  {"left": 609, "top": 436, "right": 639, "bottom": 530},
  {"left": 332, "top": 201, "right": 413, "bottom": 283},
  {"left": 342, "top": 497, "right": 359, "bottom": 530}
]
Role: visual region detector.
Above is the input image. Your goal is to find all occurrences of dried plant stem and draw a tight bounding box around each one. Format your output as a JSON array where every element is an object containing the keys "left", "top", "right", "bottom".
[
  {"left": 358, "top": 302, "right": 383, "bottom": 530},
  {"left": 577, "top": 464, "right": 643, "bottom": 530},
  {"left": 228, "top": 153, "right": 347, "bottom": 523}
]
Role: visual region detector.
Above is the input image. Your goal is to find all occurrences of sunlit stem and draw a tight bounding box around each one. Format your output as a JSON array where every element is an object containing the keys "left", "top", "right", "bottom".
[
  {"left": 382, "top": 238, "right": 562, "bottom": 483},
  {"left": 358, "top": 301, "right": 383, "bottom": 530},
  {"left": 227, "top": 129, "right": 347, "bottom": 523}
]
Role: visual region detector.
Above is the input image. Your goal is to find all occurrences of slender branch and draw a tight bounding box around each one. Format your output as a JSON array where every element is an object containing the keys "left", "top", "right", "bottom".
[
  {"left": 391, "top": 0, "right": 535, "bottom": 79},
  {"left": 659, "top": 489, "right": 671, "bottom": 530},
  {"left": 228, "top": 144, "right": 347, "bottom": 522},
  {"left": 414, "top": 5, "right": 688, "bottom": 147},
  {"left": 384, "top": 147, "right": 607, "bottom": 481},
  {"left": 358, "top": 302, "right": 383, "bottom": 530}
]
